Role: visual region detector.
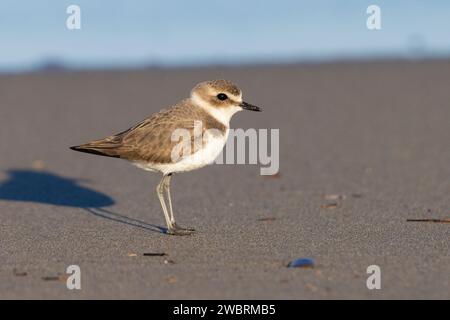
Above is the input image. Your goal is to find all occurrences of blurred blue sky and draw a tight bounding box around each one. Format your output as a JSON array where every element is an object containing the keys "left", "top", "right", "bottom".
[{"left": 1, "top": 0, "right": 449, "bottom": 71}]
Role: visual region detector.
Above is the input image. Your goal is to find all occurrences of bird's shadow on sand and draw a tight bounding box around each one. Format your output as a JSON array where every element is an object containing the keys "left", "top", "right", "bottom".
[{"left": 0, "top": 169, "right": 166, "bottom": 234}]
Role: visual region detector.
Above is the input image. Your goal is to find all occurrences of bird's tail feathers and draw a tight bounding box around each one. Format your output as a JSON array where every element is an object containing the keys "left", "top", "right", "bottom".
[{"left": 70, "top": 137, "right": 122, "bottom": 158}]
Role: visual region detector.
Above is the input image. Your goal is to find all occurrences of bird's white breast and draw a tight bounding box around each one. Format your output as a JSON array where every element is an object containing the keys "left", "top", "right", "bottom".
[{"left": 135, "top": 128, "right": 229, "bottom": 175}]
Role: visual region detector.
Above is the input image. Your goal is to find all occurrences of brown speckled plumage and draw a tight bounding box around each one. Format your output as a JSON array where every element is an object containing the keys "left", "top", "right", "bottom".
[{"left": 71, "top": 99, "right": 227, "bottom": 164}]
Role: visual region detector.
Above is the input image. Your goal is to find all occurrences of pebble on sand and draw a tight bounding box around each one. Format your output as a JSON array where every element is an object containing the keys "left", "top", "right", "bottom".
[{"left": 287, "top": 258, "right": 315, "bottom": 268}]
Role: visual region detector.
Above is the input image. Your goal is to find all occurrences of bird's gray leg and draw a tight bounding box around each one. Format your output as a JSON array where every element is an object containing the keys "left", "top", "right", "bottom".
[
  {"left": 163, "top": 174, "right": 195, "bottom": 235},
  {"left": 165, "top": 174, "right": 175, "bottom": 225},
  {"left": 156, "top": 175, "right": 174, "bottom": 232}
]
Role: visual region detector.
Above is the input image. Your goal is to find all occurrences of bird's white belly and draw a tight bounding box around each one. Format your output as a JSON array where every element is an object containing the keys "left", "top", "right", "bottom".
[{"left": 134, "top": 129, "right": 228, "bottom": 175}]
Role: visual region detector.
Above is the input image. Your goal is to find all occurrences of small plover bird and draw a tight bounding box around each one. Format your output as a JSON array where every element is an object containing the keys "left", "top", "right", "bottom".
[{"left": 70, "top": 80, "right": 261, "bottom": 235}]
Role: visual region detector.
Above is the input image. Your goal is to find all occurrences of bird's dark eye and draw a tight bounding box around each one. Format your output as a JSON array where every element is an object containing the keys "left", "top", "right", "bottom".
[{"left": 217, "top": 93, "right": 228, "bottom": 101}]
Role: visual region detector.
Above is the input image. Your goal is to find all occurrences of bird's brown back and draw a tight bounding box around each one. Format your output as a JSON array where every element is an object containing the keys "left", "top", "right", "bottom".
[{"left": 71, "top": 99, "right": 227, "bottom": 164}]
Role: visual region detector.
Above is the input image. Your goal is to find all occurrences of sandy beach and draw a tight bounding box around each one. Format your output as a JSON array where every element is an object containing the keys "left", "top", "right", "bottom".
[{"left": 0, "top": 60, "right": 449, "bottom": 299}]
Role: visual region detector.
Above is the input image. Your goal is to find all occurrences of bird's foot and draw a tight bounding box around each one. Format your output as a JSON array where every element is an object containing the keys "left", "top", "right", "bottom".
[
  {"left": 166, "top": 223, "right": 196, "bottom": 236},
  {"left": 172, "top": 222, "right": 195, "bottom": 232}
]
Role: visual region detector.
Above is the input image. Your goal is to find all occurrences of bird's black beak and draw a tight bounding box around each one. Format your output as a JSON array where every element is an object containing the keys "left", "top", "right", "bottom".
[{"left": 240, "top": 101, "right": 262, "bottom": 112}]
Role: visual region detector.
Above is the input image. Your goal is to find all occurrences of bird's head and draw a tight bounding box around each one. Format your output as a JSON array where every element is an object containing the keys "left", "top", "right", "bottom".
[{"left": 191, "top": 80, "right": 261, "bottom": 123}]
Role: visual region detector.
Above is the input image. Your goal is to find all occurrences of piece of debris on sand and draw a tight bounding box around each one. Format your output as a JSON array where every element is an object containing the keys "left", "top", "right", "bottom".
[
  {"left": 257, "top": 217, "right": 276, "bottom": 222},
  {"left": 320, "top": 202, "right": 338, "bottom": 209},
  {"left": 143, "top": 252, "right": 167, "bottom": 257},
  {"left": 323, "top": 194, "right": 346, "bottom": 200},
  {"left": 166, "top": 275, "right": 177, "bottom": 284},
  {"left": 407, "top": 218, "right": 450, "bottom": 223},
  {"left": 13, "top": 269, "right": 27, "bottom": 276}
]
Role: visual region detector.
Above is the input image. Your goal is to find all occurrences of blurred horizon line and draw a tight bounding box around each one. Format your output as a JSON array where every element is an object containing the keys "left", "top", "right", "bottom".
[{"left": 2, "top": 51, "right": 450, "bottom": 75}]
